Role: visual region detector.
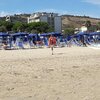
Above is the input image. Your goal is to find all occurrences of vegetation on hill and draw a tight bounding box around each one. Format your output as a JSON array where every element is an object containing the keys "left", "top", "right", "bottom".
[
  {"left": 0, "top": 14, "right": 100, "bottom": 35},
  {"left": 0, "top": 14, "right": 30, "bottom": 23},
  {"left": 62, "top": 15, "right": 100, "bottom": 35},
  {"left": 0, "top": 21, "right": 53, "bottom": 33},
  {"left": 62, "top": 15, "right": 100, "bottom": 29}
]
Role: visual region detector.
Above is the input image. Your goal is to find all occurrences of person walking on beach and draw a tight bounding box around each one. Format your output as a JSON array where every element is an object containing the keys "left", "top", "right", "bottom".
[{"left": 49, "top": 35, "right": 56, "bottom": 55}]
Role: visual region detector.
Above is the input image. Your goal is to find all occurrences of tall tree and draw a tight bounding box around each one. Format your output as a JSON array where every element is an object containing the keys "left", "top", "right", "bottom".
[
  {"left": 63, "top": 28, "right": 74, "bottom": 36},
  {"left": 27, "top": 22, "right": 51, "bottom": 33},
  {"left": 12, "top": 22, "right": 25, "bottom": 32},
  {"left": 0, "top": 26, "right": 7, "bottom": 32},
  {"left": 97, "top": 22, "right": 100, "bottom": 30},
  {"left": 85, "top": 20, "right": 91, "bottom": 31},
  {"left": 0, "top": 21, "right": 13, "bottom": 32}
]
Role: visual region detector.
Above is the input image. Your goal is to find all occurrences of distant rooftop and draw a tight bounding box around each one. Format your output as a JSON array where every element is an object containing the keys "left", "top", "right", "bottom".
[{"left": 30, "top": 12, "right": 59, "bottom": 18}]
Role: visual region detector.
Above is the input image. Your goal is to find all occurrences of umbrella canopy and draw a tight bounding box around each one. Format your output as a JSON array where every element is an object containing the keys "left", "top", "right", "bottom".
[
  {"left": 28, "top": 33, "right": 41, "bottom": 41},
  {"left": 0, "top": 32, "right": 9, "bottom": 37},
  {"left": 77, "top": 32, "right": 89, "bottom": 36},
  {"left": 40, "top": 33, "right": 48, "bottom": 37},
  {"left": 28, "top": 33, "right": 37, "bottom": 37},
  {"left": 48, "top": 32, "right": 62, "bottom": 37},
  {"left": 35, "top": 34, "right": 41, "bottom": 41},
  {"left": 12, "top": 32, "right": 28, "bottom": 37},
  {"left": 40, "top": 32, "right": 62, "bottom": 37},
  {"left": 90, "top": 32, "right": 100, "bottom": 35}
]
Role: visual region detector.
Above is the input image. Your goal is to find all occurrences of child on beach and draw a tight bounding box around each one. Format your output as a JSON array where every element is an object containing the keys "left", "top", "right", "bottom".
[{"left": 48, "top": 35, "right": 56, "bottom": 55}]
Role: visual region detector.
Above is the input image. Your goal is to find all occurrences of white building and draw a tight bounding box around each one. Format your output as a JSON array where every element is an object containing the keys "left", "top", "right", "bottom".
[
  {"left": 27, "top": 12, "right": 62, "bottom": 33},
  {"left": 6, "top": 15, "right": 11, "bottom": 22},
  {"left": 80, "top": 25, "right": 87, "bottom": 32}
]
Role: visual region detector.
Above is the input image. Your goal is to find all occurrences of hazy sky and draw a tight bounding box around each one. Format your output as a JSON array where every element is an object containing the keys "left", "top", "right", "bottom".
[{"left": 0, "top": 0, "right": 100, "bottom": 18}]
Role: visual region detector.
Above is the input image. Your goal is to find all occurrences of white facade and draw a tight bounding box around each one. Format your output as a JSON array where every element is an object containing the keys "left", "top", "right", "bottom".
[
  {"left": 27, "top": 12, "right": 62, "bottom": 33},
  {"left": 6, "top": 15, "right": 11, "bottom": 22},
  {"left": 28, "top": 18, "right": 40, "bottom": 23},
  {"left": 80, "top": 26, "right": 87, "bottom": 32}
]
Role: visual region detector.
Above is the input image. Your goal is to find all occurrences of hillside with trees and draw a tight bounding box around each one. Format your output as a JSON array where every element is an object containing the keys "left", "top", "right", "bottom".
[
  {"left": 62, "top": 15, "right": 100, "bottom": 35},
  {"left": 62, "top": 15, "right": 100, "bottom": 29},
  {"left": 0, "top": 21, "right": 53, "bottom": 33},
  {"left": 0, "top": 14, "right": 100, "bottom": 34},
  {"left": 0, "top": 14, "right": 30, "bottom": 23}
]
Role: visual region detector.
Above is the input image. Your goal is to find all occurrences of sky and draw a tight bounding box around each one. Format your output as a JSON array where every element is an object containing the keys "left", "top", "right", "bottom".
[{"left": 0, "top": 0, "right": 100, "bottom": 18}]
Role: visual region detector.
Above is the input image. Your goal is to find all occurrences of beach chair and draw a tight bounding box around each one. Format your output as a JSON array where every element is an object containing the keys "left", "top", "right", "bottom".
[
  {"left": 15, "top": 38, "right": 24, "bottom": 49},
  {"left": 18, "top": 41, "right": 24, "bottom": 49},
  {"left": 29, "top": 41, "right": 35, "bottom": 48}
]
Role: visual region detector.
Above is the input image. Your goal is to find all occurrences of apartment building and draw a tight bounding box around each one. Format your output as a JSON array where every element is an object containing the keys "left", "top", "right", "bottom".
[{"left": 27, "top": 12, "right": 62, "bottom": 33}]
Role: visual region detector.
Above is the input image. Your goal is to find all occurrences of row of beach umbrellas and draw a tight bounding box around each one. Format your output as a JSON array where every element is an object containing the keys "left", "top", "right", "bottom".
[{"left": 0, "top": 32, "right": 62, "bottom": 37}]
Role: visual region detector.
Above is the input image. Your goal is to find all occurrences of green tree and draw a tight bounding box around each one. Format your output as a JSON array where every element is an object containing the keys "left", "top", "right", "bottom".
[
  {"left": 63, "top": 28, "right": 74, "bottom": 36},
  {"left": 88, "top": 25, "right": 97, "bottom": 32},
  {"left": 97, "top": 22, "right": 100, "bottom": 30},
  {"left": 27, "top": 22, "right": 51, "bottom": 33},
  {"left": 0, "top": 21, "right": 53, "bottom": 33},
  {"left": 85, "top": 20, "right": 91, "bottom": 31},
  {"left": 47, "top": 27, "right": 54, "bottom": 32},
  {"left": 0, "top": 26, "right": 7, "bottom": 32},
  {"left": 0, "top": 21, "right": 13, "bottom": 32},
  {"left": 12, "top": 22, "right": 25, "bottom": 32}
]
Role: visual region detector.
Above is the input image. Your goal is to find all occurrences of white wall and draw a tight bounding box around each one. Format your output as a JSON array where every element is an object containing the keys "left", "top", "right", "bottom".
[
  {"left": 80, "top": 26, "right": 87, "bottom": 32},
  {"left": 28, "top": 17, "right": 40, "bottom": 23}
]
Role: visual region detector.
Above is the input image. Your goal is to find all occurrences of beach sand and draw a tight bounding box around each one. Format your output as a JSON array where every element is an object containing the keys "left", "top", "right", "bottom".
[{"left": 0, "top": 47, "right": 100, "bottom": 100}]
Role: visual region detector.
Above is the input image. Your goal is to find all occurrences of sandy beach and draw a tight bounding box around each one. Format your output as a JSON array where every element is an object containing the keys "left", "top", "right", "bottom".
[{"left": 0, "top": 47, "right": 100, "bottom": 100}]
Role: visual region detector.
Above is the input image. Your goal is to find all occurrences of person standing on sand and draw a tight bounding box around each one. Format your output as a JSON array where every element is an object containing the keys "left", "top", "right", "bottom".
[{"left": 48, "top": 35, "right": 56, "bottom": 55}]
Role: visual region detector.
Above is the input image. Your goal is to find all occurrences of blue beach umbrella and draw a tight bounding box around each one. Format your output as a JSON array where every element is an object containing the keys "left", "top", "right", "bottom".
[
  {"left": 12, "top": 32, "right": 28, "bottom": 37},
  {"left": 40, "top": 33, "right": 48, "bottom": 37},
  {"left": 28, "top": 33, "right": 36, "bottom": 37},
  {"left": 77, "top": 32, "right": 89, "bottom": 36},
  {"left": 90, "top": 32, "right": 100, "bottom": 35},
  {"left": 0, "top": 32, "right": 9, "bottom": 37},
  {"left": 35, "top": 34, "right": 41, "bottom": 41},
  {"left": 48, "top": 32, "right": 62, "bottom": 37}
]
